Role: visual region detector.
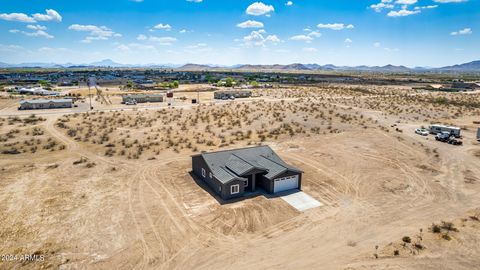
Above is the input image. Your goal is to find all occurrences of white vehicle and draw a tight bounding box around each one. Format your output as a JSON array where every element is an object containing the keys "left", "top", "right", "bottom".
[
  {"left": 125, "top": 100, "right": 137, "bottom": 105},
  {"left": 415, "top": 128, "right": 429, "bottom": 136},
  {"left": 429, "top": 124, "right": 461, "bottom": 138}
]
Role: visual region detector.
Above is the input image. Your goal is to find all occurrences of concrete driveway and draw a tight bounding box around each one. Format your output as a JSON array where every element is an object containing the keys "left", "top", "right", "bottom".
[{"left": 280, "top": 190, "right": 323, "bottom": 211}]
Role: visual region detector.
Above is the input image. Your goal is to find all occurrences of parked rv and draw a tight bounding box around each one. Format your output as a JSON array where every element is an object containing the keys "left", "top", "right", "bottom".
[{"left": 429, "top": 124, "right": 461, "bottom": 138}]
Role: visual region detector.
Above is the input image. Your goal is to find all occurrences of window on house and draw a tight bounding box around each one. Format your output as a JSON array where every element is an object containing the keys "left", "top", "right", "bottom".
[
  {"left": 231, "top": 184, "right": 240, "bottom": 194},
  {"left": 201, "top": 168, "right": 206, "bottom": 178}
]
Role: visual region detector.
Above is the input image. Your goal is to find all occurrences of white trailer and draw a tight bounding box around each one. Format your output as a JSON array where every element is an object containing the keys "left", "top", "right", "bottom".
[{"left": 429, "top": 124, "right": 461, "bottom": 138}]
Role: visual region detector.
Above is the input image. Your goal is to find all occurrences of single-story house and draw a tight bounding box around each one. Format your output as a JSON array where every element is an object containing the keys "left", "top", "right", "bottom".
[
  {"left": 122, "top": 94, "right": 163, "bottom": 104},
  {"left": 19, "top": 99, "right": 72, "bottom": 110},
  {"left": 192, "top": 145, "right": 303, "bottom": 200},
  {"left": 214, "top": 90, "right": 252, "bottom": 99}
]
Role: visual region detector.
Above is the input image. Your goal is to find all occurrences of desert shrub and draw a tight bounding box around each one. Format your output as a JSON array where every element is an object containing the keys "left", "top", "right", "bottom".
[
  {"left": 86, "top": 162, "right": 96, "bottom": 168},
  {"left": 413, "top": 243, "right": 424, "bottom": 250},
  {"left": 441, "top": 221, "right": 458, "bottom": 232},
  {"left": 2, "top": 148, "right": 20, "bottom": 154},
  {"left": 73, "top": 157, "right": 88, "bottom": 165},
  {"left": 393, "top": 250, "right": 400, "bottom": 256},
  {"left": 402, "top": 236, "right": 411, "bottom": 244},
  {"left": 430, "top": 223, "right": 441, "bottom": 233}
]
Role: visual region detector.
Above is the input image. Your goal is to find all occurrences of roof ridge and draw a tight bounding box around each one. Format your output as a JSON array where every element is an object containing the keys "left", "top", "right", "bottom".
[
  {"left": 231, "top": 153, "right": 255, "bottom": 167},
  {"left": 259, "top": 154, "right": 288, "bottom": 170},
  {"left": 201, "top": 145, "right": 270, "bottom": 156}
]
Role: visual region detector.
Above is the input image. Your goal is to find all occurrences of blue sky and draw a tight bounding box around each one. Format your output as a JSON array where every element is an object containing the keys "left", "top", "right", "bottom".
[{"left": 0, "top": 0, "right": 478, "bottom": 67}]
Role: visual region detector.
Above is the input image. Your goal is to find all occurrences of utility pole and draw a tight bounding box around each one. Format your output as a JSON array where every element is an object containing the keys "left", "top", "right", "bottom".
[{"left": 87, "top": 76, "right": 95, "bottom": 110}]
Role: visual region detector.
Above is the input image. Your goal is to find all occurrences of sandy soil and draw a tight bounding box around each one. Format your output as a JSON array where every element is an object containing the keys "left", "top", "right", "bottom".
[{"left": 1, "top": 84, "right": 480, "bottom": 270}]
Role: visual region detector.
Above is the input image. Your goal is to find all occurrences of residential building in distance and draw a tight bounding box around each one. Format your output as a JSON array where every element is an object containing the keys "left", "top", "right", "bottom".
[
  {"left": 122, "top": 93, "right": 164, "bottom": 104},
  {"left": 19, "top": 99, "right": 73, "bottom": 110}
]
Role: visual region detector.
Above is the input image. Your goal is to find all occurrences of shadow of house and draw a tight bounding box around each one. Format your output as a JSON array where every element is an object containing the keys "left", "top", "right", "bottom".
[{"left": 189, "top": 171, "right": 301, "bottom": 205}]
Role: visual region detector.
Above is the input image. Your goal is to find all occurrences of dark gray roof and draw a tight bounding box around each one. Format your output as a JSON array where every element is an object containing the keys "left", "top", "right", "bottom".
[{"left": 198, "top": 145, "right": 302, "bottom": 184}]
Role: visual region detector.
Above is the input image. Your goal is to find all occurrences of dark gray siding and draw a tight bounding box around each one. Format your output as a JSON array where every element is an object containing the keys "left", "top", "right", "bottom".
[
  {"left": 192, "top": 155, "right": 245, "bottom": 200},
  {"left": 221, "top": 179, "right": 245, "bottom": 200},
  {"left": 192, "top": 155, "right": 221, "bottom": 197}
]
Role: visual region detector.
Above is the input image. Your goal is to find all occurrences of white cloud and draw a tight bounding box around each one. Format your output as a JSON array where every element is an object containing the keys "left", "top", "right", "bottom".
[
  {"left": 290, "top": 35, "right": 313, "bottom": 42},
  {"left": 10, "top": 29, "right": 54, "bottom": 39},
  {"left": 137, "top": 34, "right": 147, "bottom": 40},
  {"left": 246, "top": 2, "right": 275, "bottom": 16},
  {"left": 38, "top": 47, "right": 70, "bottom": 53},
  {"left": 307, "top": 31, "right": 321, "bottom": 37},
  {"left": 184, "top": 43, "right": 211, "bottom": 53},
  {"left": 387, "top": 8, "right": 420, "bottom": 17},
  {"left": 186, "top": 0, "right": 203, "bottom": 2},
  {"left": 384, "top": 47, "right": 400, "bottom": 52},
  {"left": 185, "top": 43, "right": 207, "bottom": 49},
  {"left": 344, "top": 38, "right": 352, "bottom": 43},
  {"left": 68, "top": 24, "right": 121, "bottom": 43},
  {"left": 241, "top": 29, "right": 280, "bottom": 47},
  {"left": 148, "top": 36, "right": 177, "bottom": 45},
  {"left": 285, "top": 1, "right": 293, "bottom": 6},
  {"left": 32, "top": 9, "right": 62, "bottom": 22},
  {"left": 395, "top": 0, "right": 417, "bottom": 5},
  {"left": 433, "top": 0, "right": 467, "bottom": 3},
  {"left": 0, "top": 13, "right": 35, "bottom": 23},
  {"left": 0, "top": 44, "right": 24, "bottom": 52},
  {"left": 317, "top": 23, "right": 354, "bottom": 30},
  {"left": 303, "top": 47, "right": 317, "bottom": 52},
  {"left": 450, "top": 28, "right": 472, "bottom": 35},
  {"left": 373, "top": 42, "right": 381, "bottom": 47},
  {"left": 237, "top": 20, "right": 264, "bottom": 28},
  {"left": 370, "top": 2, "right": 394, "bottom": 12},
  {"left": 153, "top": 23, "right": 172, "bottom": 31},
  {"left": 27, "top": 25, "right": 47, "bottom": 31},
  {"left": 116, "top": 43, "right": 156, "bottom": 52},
  {"left": 414, "top": 5, "right": 438, "bottom": 9}
]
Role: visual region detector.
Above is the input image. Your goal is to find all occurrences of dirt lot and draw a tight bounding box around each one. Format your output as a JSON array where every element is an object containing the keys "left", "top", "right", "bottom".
[{"left": 1, "top": 83, "right": 480, "bottom": 269}]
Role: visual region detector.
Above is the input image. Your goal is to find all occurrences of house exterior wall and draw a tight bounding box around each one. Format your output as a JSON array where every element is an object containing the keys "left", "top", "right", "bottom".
[
  {"left": 122, "top": 95, "right": 163, "bottom": 103},
  {"left": 220, "top": 179, "right": 245, "bottom": 200},
  {"left": 192, "top": 155, "right": 245, "bottom": 200},
  {"left": 19, "top": 100, "right": 72, "bottom": 110},
  {"left": 214, "top": 90, "right": 252, "bottom": 99}
]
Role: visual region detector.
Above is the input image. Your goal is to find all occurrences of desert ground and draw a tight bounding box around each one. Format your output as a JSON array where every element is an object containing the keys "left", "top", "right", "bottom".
[{"left": 1, "top": 83, "right": 480, "bottom": 270}]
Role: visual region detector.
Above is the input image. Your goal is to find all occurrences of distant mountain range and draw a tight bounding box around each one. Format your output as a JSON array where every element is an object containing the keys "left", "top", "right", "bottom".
[{"left": 1, "top": 59, "right": 480, "bottom": 73}]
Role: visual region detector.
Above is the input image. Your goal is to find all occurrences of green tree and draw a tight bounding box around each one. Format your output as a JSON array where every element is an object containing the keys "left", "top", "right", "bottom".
[
  {"left": 125, "top": 80, "right": 133, "bottom": 89},
  {"left": 172, "top": 80, "right": 179, "bottom": 88},
  {"left": 225, "top": 77, "right": 234, "bottom": 87},
  {"left": 38, "top": 80, "right": 51, "bottom": 88}
]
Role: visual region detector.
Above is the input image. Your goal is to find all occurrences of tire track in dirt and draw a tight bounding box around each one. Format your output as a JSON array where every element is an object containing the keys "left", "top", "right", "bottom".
[{"left": 288, "top": 153, "right": 382, "bottom": 222}]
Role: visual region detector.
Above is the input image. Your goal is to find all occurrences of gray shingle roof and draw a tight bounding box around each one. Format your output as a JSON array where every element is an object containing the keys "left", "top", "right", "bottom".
[{"left": 199, "top": 145, "right": 302, "bottom": 184}]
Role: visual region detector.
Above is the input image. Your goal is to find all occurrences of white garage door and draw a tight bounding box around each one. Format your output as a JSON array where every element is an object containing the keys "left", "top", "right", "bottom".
[{"left": 273, "top": 175, "right": 299, "bottom": 193}]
